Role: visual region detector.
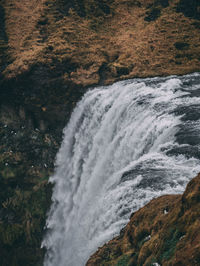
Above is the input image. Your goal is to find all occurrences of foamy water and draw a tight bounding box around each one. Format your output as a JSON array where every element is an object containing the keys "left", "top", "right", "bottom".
[{"left": 42, "top": 73, "right": 200, "bottom": 266}]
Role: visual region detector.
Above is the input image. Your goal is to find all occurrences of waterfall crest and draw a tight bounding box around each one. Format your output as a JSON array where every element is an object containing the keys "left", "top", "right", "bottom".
[{"left": 42, "top": 73, "right": 200, "bottom": 266}]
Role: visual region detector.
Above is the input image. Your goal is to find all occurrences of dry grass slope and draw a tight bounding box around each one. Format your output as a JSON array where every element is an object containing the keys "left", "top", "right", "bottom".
[{"left": 1, "top": 0, "right": 200, "bottom": 86}]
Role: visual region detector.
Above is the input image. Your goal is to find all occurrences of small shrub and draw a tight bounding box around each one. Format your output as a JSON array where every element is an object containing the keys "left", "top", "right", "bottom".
[
  {"left": 144, "top": 8, "right": 161, "bottom": 22},
  {"left": 174, "top": 42, "right": 190, "bottom": 50},
  {"left": 157, "top": 0, "right": 169, "bottom": 8},
  {"left": 176, "top": 0, "right": 200, "bottom": 20}
]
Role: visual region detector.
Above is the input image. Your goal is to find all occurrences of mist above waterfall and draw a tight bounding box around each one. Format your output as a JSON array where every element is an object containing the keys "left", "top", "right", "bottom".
[{"left": 42, "top": 73, "right": 200, "bottom": 266}]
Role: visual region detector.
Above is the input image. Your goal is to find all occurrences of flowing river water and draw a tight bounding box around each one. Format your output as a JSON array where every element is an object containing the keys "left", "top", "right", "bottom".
[{"left": 42, "top": 73, "right": 200, "bottom": 266}]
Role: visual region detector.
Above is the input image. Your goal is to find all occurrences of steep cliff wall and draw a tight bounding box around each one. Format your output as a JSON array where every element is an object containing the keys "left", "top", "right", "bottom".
[
  {"left": 87, "top": 173, "right": 200, "bottom": 266},
  {"left": 0, "top": 0, "right": 200, "bottom": 265}
]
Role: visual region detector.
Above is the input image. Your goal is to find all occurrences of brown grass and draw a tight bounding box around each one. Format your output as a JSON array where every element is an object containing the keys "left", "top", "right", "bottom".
[{"left": 1, "top": 0, "right": 200, "bottom": 86}]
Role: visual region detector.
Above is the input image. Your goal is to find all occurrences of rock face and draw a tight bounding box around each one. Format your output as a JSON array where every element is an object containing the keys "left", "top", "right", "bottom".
[
  {"left": 0, "top": 0, "right": 200, "bottom": 265},
  {"left": 87, "top": 173, "right": 200, "bottom": 266}
]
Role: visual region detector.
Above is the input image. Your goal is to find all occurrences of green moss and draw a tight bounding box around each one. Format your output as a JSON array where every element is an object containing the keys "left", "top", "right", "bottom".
[
  {"left": 116, "top": 255, "right": 130, "bottom": 266},
  {"left": 1, "top": 167, "right": 15, "bottom": 179},
  {"left": 0, "top": 181, "right": 52, "bottom": 265},
  {"left": 160, "top": 228, "right": 183, "bottom": 261},
  {"left": 0, "top": 224, "right": 23, "bottom": 245}
]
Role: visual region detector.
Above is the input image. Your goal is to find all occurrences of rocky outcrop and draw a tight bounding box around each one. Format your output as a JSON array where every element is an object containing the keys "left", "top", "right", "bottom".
[
  {"left": 87, "top": 173, "right": 200, "bottom": 266},
  {"left": 0, "top": 0, "right": 200, "bottom": 265}
]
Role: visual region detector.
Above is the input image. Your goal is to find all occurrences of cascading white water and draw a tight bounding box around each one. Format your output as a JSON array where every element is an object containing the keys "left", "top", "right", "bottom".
[{"left": 42, "top": 73, "right": 200, "bottom": 266}]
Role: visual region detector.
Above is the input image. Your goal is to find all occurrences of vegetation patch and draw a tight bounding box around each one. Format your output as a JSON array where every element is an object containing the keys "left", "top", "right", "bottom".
[
  {"left": 176, "top": 0, "right": 200, "bottom": 20},
  {"left": 156, "top": 0, "right": 169, "bottom": 8},
  {"left": 159, "top": 228, "right": 183, "bottom": 262},
  {"left": 116, "top": 255, "right": 130, "bottom": 266},
  {"left": 174, "top": 42, "right": 190, "bottom": 50},
  {"left": 144, "top": 8, "right": 161, "bottom": 22}
]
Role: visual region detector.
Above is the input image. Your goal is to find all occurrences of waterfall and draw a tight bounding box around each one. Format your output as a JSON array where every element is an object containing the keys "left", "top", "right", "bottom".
[{"left": 42, "top": 73, "right": 200, "bottom": 266}]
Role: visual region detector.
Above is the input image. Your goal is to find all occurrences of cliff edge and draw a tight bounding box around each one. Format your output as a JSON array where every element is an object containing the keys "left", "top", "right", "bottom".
[{"left": 87, "top": 173, "right": 200, "bottom": 266}]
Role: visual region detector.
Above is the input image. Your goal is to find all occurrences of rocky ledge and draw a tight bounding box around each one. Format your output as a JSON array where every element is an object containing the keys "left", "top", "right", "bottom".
[{"left": 87, "top": 173, "right": 200, "bottom": 266}]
